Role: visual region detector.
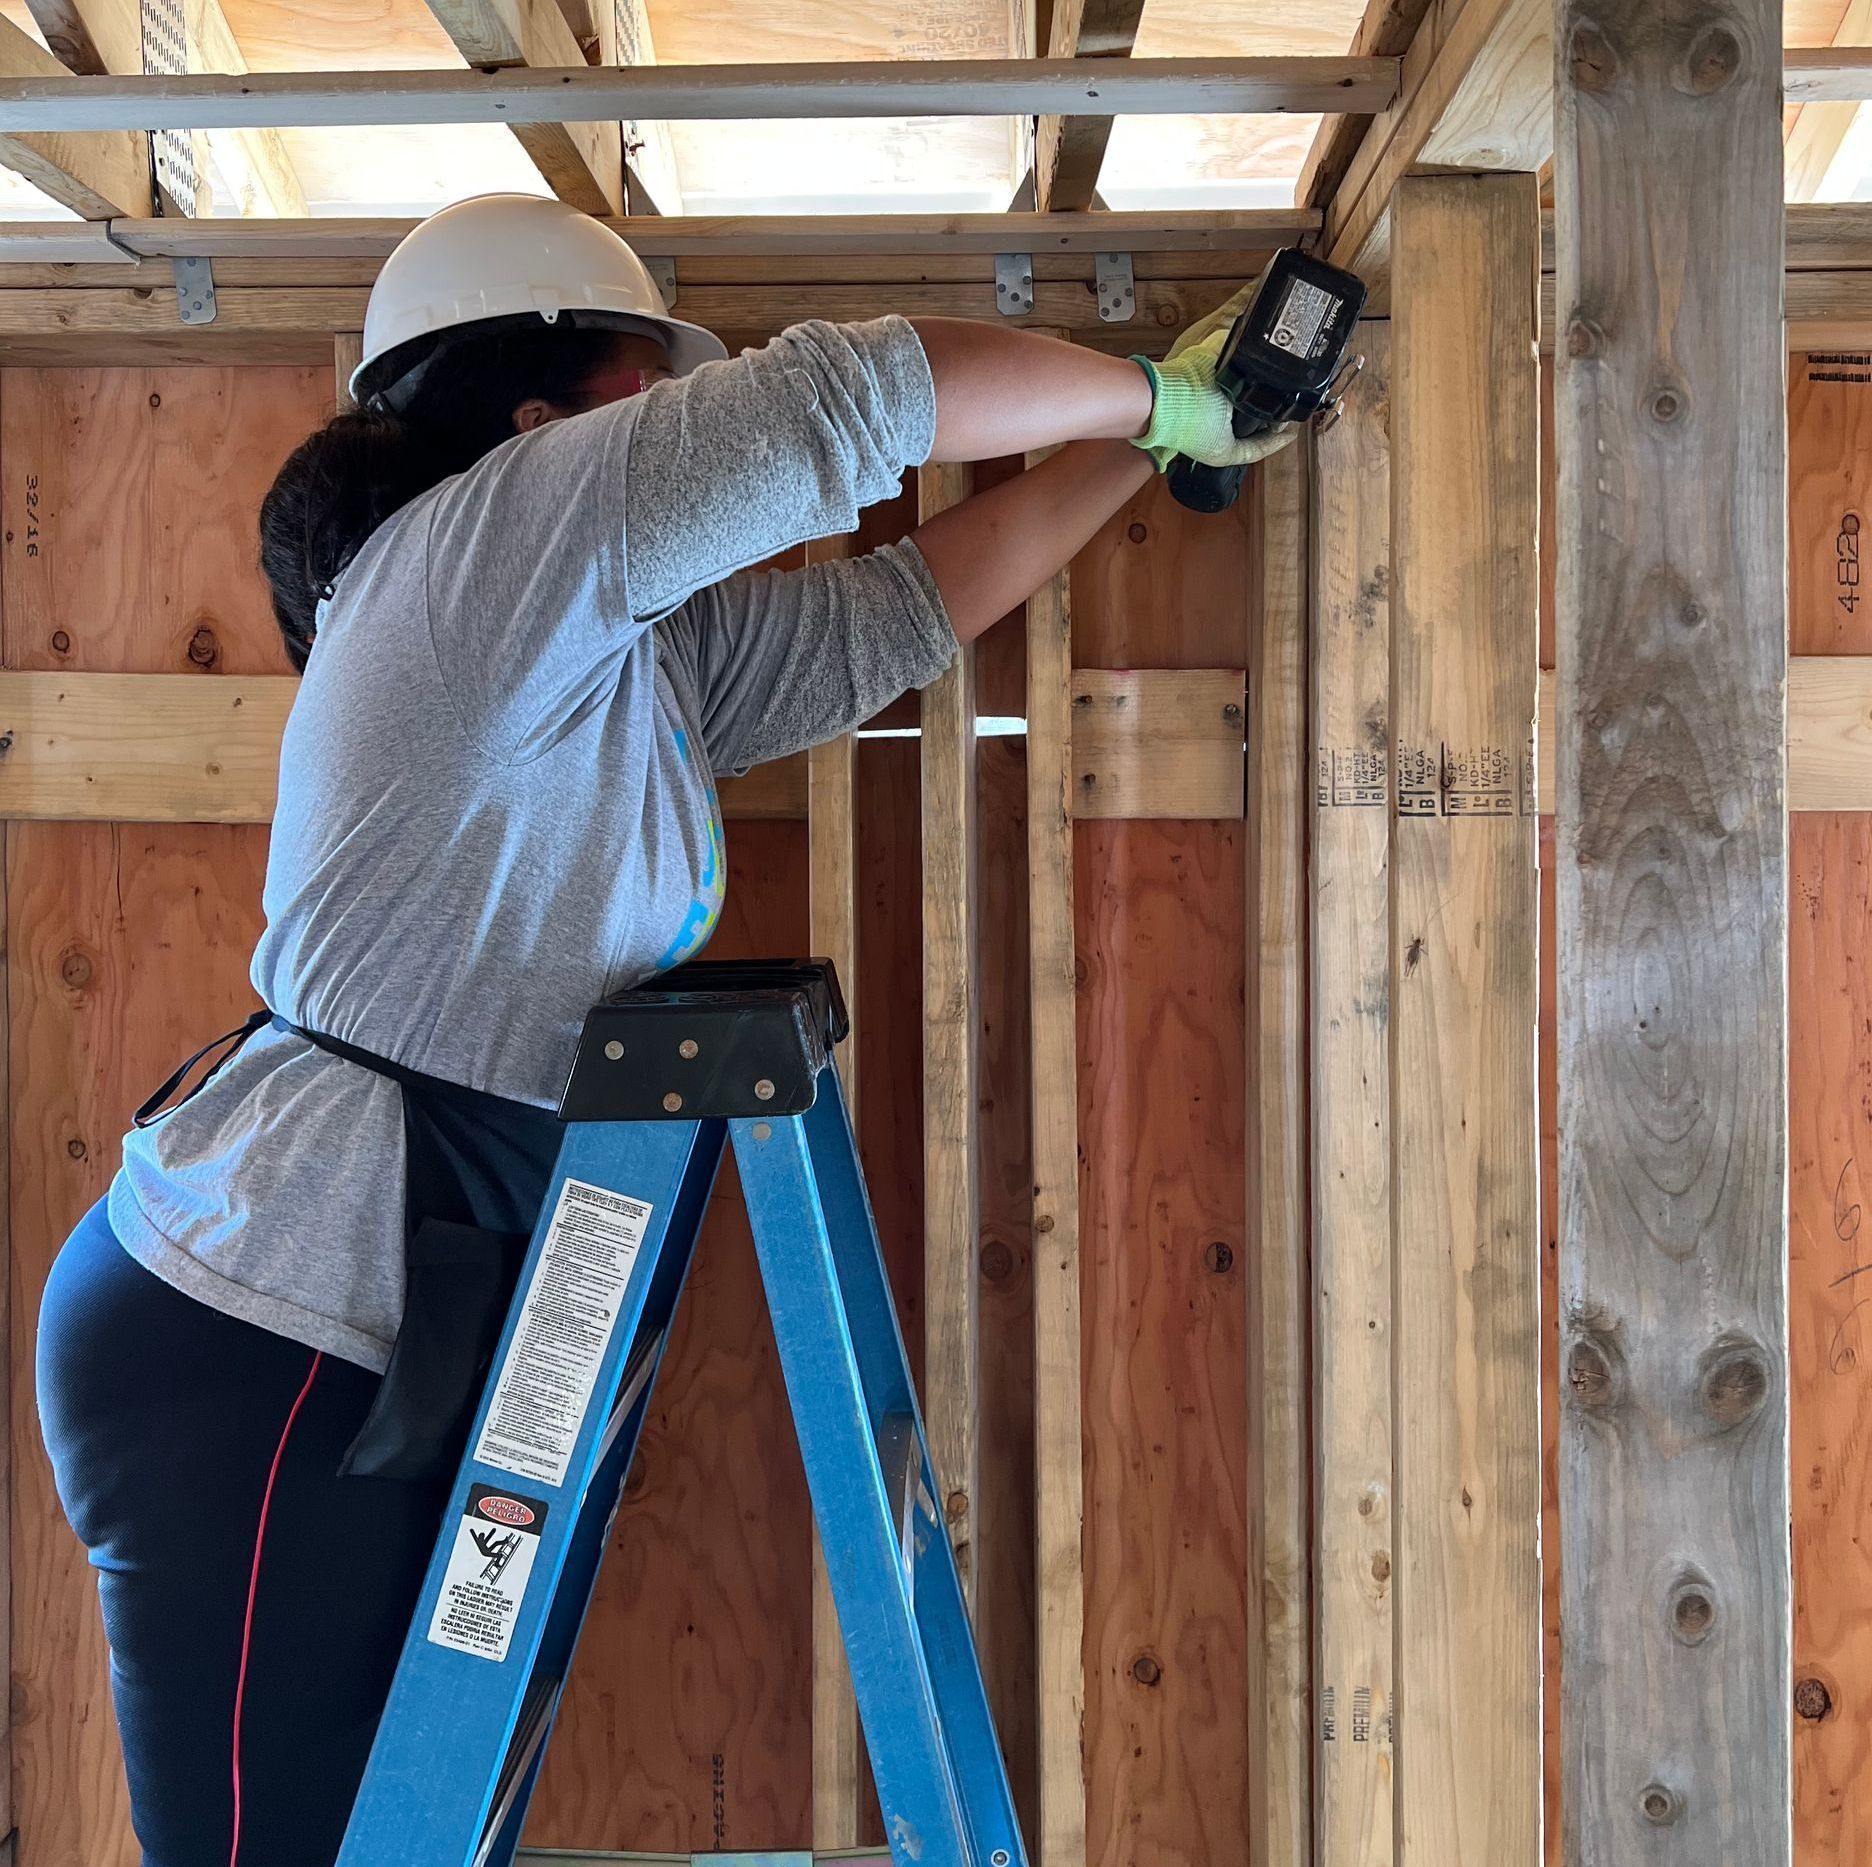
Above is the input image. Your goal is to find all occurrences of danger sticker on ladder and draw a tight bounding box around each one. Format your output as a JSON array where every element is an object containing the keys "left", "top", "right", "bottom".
[
  {"left": 473, "top": 1178, "right": 656, "bottom": 1488},
  {"left": 427, "top": 1484, "right": 550, "bottom": 1663}
]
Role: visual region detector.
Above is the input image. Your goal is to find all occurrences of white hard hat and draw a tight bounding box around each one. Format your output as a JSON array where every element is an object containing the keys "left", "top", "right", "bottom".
[{"left": 352, "top": 192, "right": 727, "bottom": 407}]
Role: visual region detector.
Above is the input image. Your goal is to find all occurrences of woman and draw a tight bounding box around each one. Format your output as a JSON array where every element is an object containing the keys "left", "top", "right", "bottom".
[{"left": 35, "top": 193, "right": 1287, "bottom": 1867}]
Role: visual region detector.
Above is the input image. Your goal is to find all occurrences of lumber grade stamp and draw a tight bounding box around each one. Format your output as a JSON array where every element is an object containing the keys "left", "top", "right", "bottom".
[{"left": 1309, "top": 320, "right": 1395, "bottom": 1866}]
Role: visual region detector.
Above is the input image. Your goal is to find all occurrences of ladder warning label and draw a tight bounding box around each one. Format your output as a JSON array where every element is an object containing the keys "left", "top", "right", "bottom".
[
  {"left": 473, "top": 1178, "right": 656, "bottom": 1489},
  {"left": 427, "top": 1483, "right": 550, "bottom": 1663}
]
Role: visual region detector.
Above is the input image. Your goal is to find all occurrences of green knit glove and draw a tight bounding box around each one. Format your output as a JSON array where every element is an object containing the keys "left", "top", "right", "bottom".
[{"left": 1129, "top": 279, "right": 1298, "bottom": 474}]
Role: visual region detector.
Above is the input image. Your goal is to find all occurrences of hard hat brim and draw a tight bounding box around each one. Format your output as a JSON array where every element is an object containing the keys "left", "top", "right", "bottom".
[{"left": 351, "top": 305, "right": 729, "bottom": 410}]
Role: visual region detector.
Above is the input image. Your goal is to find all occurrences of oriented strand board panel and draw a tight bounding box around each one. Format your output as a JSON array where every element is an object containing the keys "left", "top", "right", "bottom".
[
  {"left": 1074, "top": 472, "right": 1249, "bottom": 1867},
  {"left": 1789, "top": 349, "right": 1872, "bottom": 1865}
]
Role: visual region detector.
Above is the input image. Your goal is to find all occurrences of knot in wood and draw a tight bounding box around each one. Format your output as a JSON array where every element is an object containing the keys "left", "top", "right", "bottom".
[
  {"left": 1795, "top": 1676, "right": 1833, "bottom": 1720},
  {"left": 1679, "top": 23, "right": 1743, "bottom": 94},
  {"left": 59, "top": 946, "right": 93, "bottom": 990},
  {"left": 1698, "top": 1336, "right": 1771, "bottom": 1427},
  {"left": 1639, "top": 1783, "right": 1683, "bottom": 1826},
  {"left": 1130, "top": 1652, "right": 1163, "bottom": 1687},
  {"left": 979, "top": 1238, "right": 1014, "bottom": 1283},
  {"left": 945, "top": 1488, "right": 970, "bottom": 1525},
  {"left": 50, "top": 630, "right": 70, "bottom": 655},
  {"left": 1648, "top": 385, "right": 1686, "bottom": 424},
  {"left": 1565, "top": 316, "right": 1605, "bottom": 360},
  {"left": 1568, "top": 22, "right": 1619, "bottom": 91},
  {"left": 1666, "top": 1573, "right": 1716, "bottom": 1645},
  {"left": 1203, "top": 1240, "right": 1234, "bottom": 1274},
  {"left": 1370, "top": 1550, "right": 1391, "bottom": 1583},
  {"left": 1565, "top": 1337, "right": 1617, "bottom": 1410},
  {"left": 187, "top": 626, "right": 219, "bottom": 669}
]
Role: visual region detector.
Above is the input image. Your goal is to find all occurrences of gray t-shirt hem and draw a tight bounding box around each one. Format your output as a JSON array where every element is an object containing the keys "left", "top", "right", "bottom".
[{"left": 109, "top": 1174, "right": 395, "bottom": 1372}]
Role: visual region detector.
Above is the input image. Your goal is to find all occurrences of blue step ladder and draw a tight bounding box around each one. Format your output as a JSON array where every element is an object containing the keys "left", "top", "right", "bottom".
[{"left": 338, "top": 961, "right": 1026, "bottom": 1867}]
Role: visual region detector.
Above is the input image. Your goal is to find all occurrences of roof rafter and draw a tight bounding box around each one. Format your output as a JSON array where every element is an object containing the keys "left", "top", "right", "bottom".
[
  {"left": 422, "top": 0, "right": 625, "bottom": 214},
  {"left": 0, "top": 14, "right": 150, "bottom": 216},
  {"left": 1035, "top": 0, "right": 1148, "bottom": 212},
  {"left": 25, "top": 0, "right": 306, "bottom": 216},
  {"left": 603, "top": 0, "right": 682, "bottom": 218}
]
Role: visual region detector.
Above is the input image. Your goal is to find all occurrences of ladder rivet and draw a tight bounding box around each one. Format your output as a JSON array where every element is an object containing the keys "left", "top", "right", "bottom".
[
  {"left": 663, "top": 1091, "right": 683, "bottom": 1112},
  {"left": 754, "top": 1078, "right": 776, "bottom": 1101},
  {"left": 679, "top": 1038, "right": 699, "bottom": 1059},
  {"left": 992, "top": 1852, "right": 1011, "bottom": 1866},
  {"left": 604, "top": 1039, "right": 624, "bottom": 1061},
  {"left": 752, "top": 1121, "right": 772, "bottom": 1143}
]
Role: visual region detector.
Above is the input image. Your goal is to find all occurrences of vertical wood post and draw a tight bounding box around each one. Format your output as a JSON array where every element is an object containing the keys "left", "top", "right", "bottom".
[
  {"left": 334, "top": 332, "right": 363, "bottom": 412},
  {"left": 1389, "top": 171, "right": 1542, "bottom": 1867},
  {"left": 920, "top": 461, "right": 982, "bottom": 1610},
  {"left": 1310, "top": 322, "right": 1395, "bottom": 1865},
  {"left": 1554, "top": 0, "right": 1790, "bottom": 1851},
  {"left": 1024, "top": 469, "right": 1085, "bottom": 1867},
  {"left": 806, "top": 535, "right": 864, "bottom": 1850},
  {"left": 1247, "top": 439, "right": 1312, "bottom": 1867}
]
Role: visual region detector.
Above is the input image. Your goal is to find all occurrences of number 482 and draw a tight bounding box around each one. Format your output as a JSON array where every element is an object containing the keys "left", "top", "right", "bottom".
[{"left": 1842, "top": 511, "right": 1862, "bottom": 615}]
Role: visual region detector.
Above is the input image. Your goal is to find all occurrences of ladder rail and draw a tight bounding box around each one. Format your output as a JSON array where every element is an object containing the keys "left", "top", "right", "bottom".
[{"left": 340, "top": 1117, "right": 727, "bottom": 1867}]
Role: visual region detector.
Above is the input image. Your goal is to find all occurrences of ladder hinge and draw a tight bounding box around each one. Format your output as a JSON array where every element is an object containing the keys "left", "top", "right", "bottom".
[{"left": 993, "top": 252, "right": 1033, "bottom": 318}]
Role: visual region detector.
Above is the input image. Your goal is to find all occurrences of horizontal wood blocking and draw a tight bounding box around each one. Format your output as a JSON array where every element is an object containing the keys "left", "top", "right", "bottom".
[
  {"left": 1070, "top": 668, "right": 1245, "bottom": 819},
  {"left": 0, "top": 56, "right": 1401, "bottom": 135},
  {"left": 0, "top": 668, "right": 1251, "bottom": 825},
  {"left": 0, "top": 278, "right": 1253, "bottom": 365},
  {"left": 0, "top": 208, "right": 1320, "bottom": 263}
]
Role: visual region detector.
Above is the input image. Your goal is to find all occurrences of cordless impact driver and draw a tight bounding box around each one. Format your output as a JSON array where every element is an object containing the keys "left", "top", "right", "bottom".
[{"left": 1167, "top": 246, "right": 1369, "bottom": 515}]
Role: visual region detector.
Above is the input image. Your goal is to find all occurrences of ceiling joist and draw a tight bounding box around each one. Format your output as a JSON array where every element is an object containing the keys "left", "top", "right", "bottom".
[{"left": 0, "top": 55, "right": 1403, "bottom": 133}]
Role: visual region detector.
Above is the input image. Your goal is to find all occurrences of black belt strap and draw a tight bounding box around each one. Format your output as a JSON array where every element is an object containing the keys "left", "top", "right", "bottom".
[
  {"left": 134, "top": 1007, "right": 547, "bottom": 1129},
  {"left": 132, "top": 1009, "right": 272, "bottom": 1128}
]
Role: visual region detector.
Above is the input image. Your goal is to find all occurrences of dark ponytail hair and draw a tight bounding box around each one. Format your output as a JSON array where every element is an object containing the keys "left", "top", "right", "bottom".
[{"left": 259, "top": 319, "right": 629, "bottom": 670}]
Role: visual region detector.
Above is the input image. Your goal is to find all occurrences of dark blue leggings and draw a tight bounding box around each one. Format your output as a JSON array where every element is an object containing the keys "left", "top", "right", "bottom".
[{"left": 36, "top": 1202, "right": 451, "bottom": 1867}]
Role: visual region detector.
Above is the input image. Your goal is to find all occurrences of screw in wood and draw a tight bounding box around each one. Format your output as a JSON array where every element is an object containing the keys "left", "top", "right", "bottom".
[
  {"left": 604, "top": 1039, "right": 624, "bottom": 1061},
  {"left": 662, "top": 1091, "right": 682, "bottom": 1112}
]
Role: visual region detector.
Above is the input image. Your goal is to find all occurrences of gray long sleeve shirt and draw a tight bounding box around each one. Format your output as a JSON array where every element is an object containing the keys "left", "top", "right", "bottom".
[{"left": 109, "top": 316, "right": 953, "bottom": 1370}]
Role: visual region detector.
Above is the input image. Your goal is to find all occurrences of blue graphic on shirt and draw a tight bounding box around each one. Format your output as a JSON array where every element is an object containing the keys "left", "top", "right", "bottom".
[{"left": 655, "top": 728, "right": 726, "bottom": 970}]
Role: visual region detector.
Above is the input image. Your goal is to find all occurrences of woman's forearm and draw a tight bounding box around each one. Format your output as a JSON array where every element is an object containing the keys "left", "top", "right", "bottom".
[
  {"left": 912, "top": 438, "right": 1156, "bottom": 645},
  {"left": 910, "top": 320, "right": 1154, "bottom": 462}
]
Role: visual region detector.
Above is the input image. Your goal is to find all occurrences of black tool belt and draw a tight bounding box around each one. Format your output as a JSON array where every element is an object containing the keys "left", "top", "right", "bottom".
[{"left": 136, "top": 1008, "right": 563, "bottom": 1485}]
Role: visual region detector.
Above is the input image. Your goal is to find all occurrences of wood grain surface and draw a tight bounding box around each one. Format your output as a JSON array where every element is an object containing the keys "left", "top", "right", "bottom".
[
  {"left": 1074, "top": 470, "right": 1250, "bottom": 1867},
  {"left": 1248, "top": 444, "right": 1310, "bottom": 1867},
  {"left": 1309, "top": 322, "right": 1395, "bottom": 1867},
  {"left": 1389, "top": 173, "right": 1542, "bottom": 1867},
  {"left": 1555, "top": 0, "right": 1791, "bottom": 1850},
  {"left": 1788, "top": 349, "right": 1872, "bottom": 1866},
  {"left": 1, "top": 364, "right": 316, "bottom": 1867}
]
